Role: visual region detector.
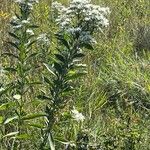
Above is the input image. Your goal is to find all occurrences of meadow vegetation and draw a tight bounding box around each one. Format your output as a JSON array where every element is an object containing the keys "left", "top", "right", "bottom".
[{"left": 0, "top": 0, "right": 150, "bottom": 149}]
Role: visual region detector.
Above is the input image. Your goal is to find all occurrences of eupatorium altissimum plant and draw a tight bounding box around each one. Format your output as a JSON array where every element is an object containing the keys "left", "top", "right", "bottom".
[
  {"left": 1, "top": 0, "right": 40, "bottom": 149},
  {"left": 39, "top": 0, "right": 110, "bottom": 149}
]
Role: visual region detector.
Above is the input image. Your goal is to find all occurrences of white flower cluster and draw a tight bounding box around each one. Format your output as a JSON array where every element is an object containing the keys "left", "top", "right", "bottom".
[
  {"left": 15, "top": 0, "right": 39, "bottom": 4},
  {"left": 52, "top": 0, "right": 110, "bottom": 43},
  {"left": 14, "top": 0, "right": 39, "bottom": 10},
  {"left": 37, "top": 33, "right": 50, "bottom": 47},
  {"left": 71, "top": 107, "right": 85, "bottom": 122},
  {"left": 0, "top": 65, "right": 7, "bottom": 92},
  {"left": 11, "top": 17, "right": 32, "bottom": 30}
]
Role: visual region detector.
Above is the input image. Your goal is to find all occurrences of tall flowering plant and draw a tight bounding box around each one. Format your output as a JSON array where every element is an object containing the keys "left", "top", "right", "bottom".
[
  {"left": 1, "top": 0, "right": 41, "bottom": 149},
  {"left": 39, "top": 0, "right": 110, "bottom": 149}
]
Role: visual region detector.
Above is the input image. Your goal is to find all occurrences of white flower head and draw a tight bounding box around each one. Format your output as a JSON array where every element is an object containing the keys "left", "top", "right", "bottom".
[
  {"left": 0, "top": 88, "right": 5, "bottom": 92},
  {"left": 13, "top": 94, "right": 21, "bottom": 100},
  {"left": 37, "top": 33, "right": 50, "bottom": 46},
  {"left": 15, "top": 0, "right": 39, "bottom": 4},
  {"left": 71, "top": 107, "right": 85, "bottom": 122},
  {"left": 53, "top": 0, "right": 110, "bottom": 40},
  {"left": 26, "top": 29, "right": 34, "bottom": 35}
]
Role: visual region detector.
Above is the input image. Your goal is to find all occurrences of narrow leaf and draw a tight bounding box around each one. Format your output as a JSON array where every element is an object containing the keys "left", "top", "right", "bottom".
[
  {"left": 48, "top": 133, "right": 55, "bottom": 150},
  {"left": 0, "top": 103, "right": 8, "bottom": 111},
  {"left": 55, "top": 54, "right": 65, "bottom": 63},
  {"left": 21, "top": 113, "right": 46, "bottom": 120},
  {"left": 3, "top": 132, "right": 19, "bottom": 138},
  {"left": 66, "top": 71, "right": 87, "bottom": 80},
  {"left": 7, "top": 42, "right": 19, "bottom": 50},
  {"left": 4, "top": 67, "right": 17, "bottom": 72},
  {"left": 8, "top": 32, "right": 20, "bottom": 40},
  {"left": 54, "top": 62, "right": 63, "bottom": 74},
  {"left": 3, "top": 116, "right": 18, "bottom": 124},
  {"left": 16, "top": 134, "right": 31, "bottom": 139},
  {"left": 27, "top": 40, "right": 37, "bottom": 48},
  {"left": 37, "top": 95, "right": 51, "bottom": 100},
  {"left": 2, "top": 52, "right": 18, "bottom": 59},
  {"left": 43, "top": 76, "right": 52, "bottom": 85},
  {"left": 0, "top": 116, "right": 3, "bottom": 124},
  {"left": 27, "top": 123, "right": 45, "bottom": 129},
  {"left": 29, "top": 25, "right": 39, "bottom": 28},
  {"left": 43, "top": 63, "right": 56, "bottom": 76},
  {"left": 73, "top": 53, "right": 85, "bottom": 58}
]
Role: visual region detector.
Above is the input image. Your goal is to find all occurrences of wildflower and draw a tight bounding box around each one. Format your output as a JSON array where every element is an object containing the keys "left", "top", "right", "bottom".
[
  {"left": 37, "top": 34, "right": 50, "bottom": 45},
  {"left": 0, "top": 88, "right": 5, "bottom": 92},
  {"left": 21, "top": 19, "right": 30, "bottom": 24},
  {"left": 15, "top": 0, "right": 39, "bottom": 4},
  {"left": 52, "top": 0, "right": 110, "bottom": 43},
  {"left": 71, "top": 108, "right": 85, "bottom": 122},
  {"left": 26, "top": 29, "right": 34, "bottom": 35},
  {"left": 13, "top": 94, "right": 21, "bottom": 100}
]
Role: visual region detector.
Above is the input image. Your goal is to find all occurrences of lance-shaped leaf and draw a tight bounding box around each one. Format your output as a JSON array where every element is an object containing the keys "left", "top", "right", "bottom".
[
  {"left": 55, "top": 54, "right": 65, "bottom": 63},
  {"left": 43, "top": 63, "right": 56, "bottom": 76},
  {"left": 37, "top": 95, "right": 51, "bottom": 100},
  {"left": 7, "top": 41, "right": 19, "bottom": 50},
  {"left": 21, "top": 113, "right": 46, "bottom": 120},
  {"left": 43, "top": 76, "right": 52, "bottom": 85},
  {"left": 54, "top": 62, "right": 63, "bottom": 74},
  {"left": 29, "top": 25, "right": 39, "bottom": 28},
  {"left": 8, "top": 32, "right": 20, "bottom": 40},
  {"left": 3, "top": 116, "right": 18, "bottom": 124},
  {"left": 56, "top": 34, "right": 70, "bottom": 50},
  {"left": 3, "top": 131, "right": 19, "bottom": 138},
  {"left": 25, "top": 52, "right": 38, "bottom": 61},
  {"left": 73, "top": 53, "right": 85, "bottom": 59},
  {"left": 27, "top": 123, "right": 45, "bottom": 129},
  {"left": 4, "top": 67, "right": 17, "bottom": 72},
  {"left": 80, "top": 43, "right": 94, "bottom": 50},
  {"left": 2, "top": 52, "right": 18, "bottom": 59},
  {"left": 27, "top": 40, "right": 37, "bottom": 48},
  {"left": 16, "top": 134, "right": 31, "bottom": 139},
  {"left": 66, "top": 70, "right": 87, "bottom": 80}
]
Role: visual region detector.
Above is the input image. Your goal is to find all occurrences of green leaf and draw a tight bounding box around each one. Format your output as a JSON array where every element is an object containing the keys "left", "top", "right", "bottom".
[
  {"left": 21, "top": 113, "right": 46, "bottom": 120},
  {"left": 55, "top": 137, "right": 69, "bottom": 145},
  {"left": 48, "top": 133, "right": 55, "bottom": 150},
  {"left": 15, "top": 13, "right": 21, "bottom": 19},
  {"left": 7, "top": 42, "right": 19, "bottom": 50},
  {"left": 0, "top": 103, "right": 8, "bottom": 111},
  {"left": 81, "top": 43, "right": 94, "bottom": 50},
  {"left": 54, "top": 62, "right": 63, "bottom": 74},
  {"left": 73, "top": 53, "right": 85, "bottom": 59},
  {"left": 74, "top": 64, "right": 87, "bottom": 68},
  {"left": 29, "top": 25, "right": 39, "bottom": 28},
  {"left": 0, "top": 116, "right": 3, "bottom": 124},
  {"left": 55, "top": 54, "right": 65, "bottom": 63},
  {"left": 43, "top": 76, "right": 52, "bottom": 85},
  {"left": 3, "top": 132, "right": 19, "bottom": 138},
  {"left": 27, "top": 123, "right": 45, "bottom": 129},
  {"left": 16, "top": 134, "right": 31, "bottom": 139},
  {"left": 66, "top": 71, "right": 87, "bottom": 80},
  {"left": 56, "top": 34, "right": 70, "bottom": 50},
  {"left": 8, "top": 32, "right": 20, "bottom": 40},
  {"left": 43, "top": 63, "right": 56, "bottom": 76},
  {"left": 3, "top": 116, "right": 18, "bottom": 124},
  {"left": 37, "top": 95, "right": 51, "bottom": 100},
  {"left": 4, "top": 67, "right": 17, "bottom": 72},
  {"left": 27, "top": 40, "right": 37, "bottom": 48},
  {"left": 26, "top": 52, "right": 38, "bottom": 61},
  {"left": 2, "top": 52, "right": 18, "bottom": 59}
]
